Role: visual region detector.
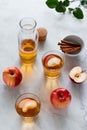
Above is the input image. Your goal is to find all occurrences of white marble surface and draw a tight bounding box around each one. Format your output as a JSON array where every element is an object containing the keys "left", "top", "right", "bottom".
[{"left": 0, "top": 0, "right": 87, "bottom": 130}]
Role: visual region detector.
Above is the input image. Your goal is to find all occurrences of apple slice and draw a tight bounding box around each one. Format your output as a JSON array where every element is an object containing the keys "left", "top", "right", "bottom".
[
  {"left": 22, "top": 99, "right": 37, "bottom": 112},
  {"left": 18, "top": 99, "right": 31, "bottom": 108},
  {"left": 69, "top": 66, "right": 87, "bottom": 83},
  {"left": 18, "top": 98, "right": 37, "bottom": 112},
  {"left": 47, "top": 57, "right": 61, "bottom": 67}
]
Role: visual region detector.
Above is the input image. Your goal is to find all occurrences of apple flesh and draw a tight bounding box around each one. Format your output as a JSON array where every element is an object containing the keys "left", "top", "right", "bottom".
[
  {"left": 69, "top": 66, "right": 87, "bottom": 83},
  {"left": 50, "top": 88, "right": 71, "bottom": 109},
  {"left": 18, "top": 98, "right": 37, "bottom": 112},
  {"left": 3, "top": 67, "right": 22, "bottom": 87}
]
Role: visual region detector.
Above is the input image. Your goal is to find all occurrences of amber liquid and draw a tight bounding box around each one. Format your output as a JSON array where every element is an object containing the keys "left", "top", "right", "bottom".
[
  {"left": 16, "top": 98, "right": 41, "bottom": 117},
  {"left": 42, "top": 54, "right": 64, "bottom": 78},
  {"left": 19, "top": 39, "right": 37, "bottom": 64}
]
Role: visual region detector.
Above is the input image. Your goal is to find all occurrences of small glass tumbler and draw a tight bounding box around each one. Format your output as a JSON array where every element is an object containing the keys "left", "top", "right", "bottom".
[
  {"left": 18, "top": 17, "right": 38, "bottom": 64},
  {"left": 15, "top": 93, "right": 41, "bottom": 118},
  {"left": 42, "top": 50, "right": 64, "bottom": 78}
]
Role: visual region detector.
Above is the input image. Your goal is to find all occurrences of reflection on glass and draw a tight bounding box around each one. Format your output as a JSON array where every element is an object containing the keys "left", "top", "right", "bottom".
[
  {"left": 21, "top": 117, "right": 35, "bottom": 130},
  {"left": 45, "top": 78, "right": 60, "bottom": 96},
  {"left": 20, "top": 63, "right": 37, "bottom": 78}
]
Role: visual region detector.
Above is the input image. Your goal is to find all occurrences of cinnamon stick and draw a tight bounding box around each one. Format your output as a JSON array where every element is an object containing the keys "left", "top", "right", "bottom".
[
  {"left": 58, "top": 39, "right": 81, "bottom": 54},
  {"left": 61, "top": 46, "right": 81, "bottom": 53},
  {"left": 61, "top": 40, "right": 81, "bottom": 47}
]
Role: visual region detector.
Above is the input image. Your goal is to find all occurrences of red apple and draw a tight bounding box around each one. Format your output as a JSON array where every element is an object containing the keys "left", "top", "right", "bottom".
[
  {"left": 3, "top": 67, "right": 22, "bottom": 87},
  {"left": 69, "top": 66, "right": 87, "bottom": 83},
  {"left": 50, "top": 88, "right": 71, "bottom": 109}
]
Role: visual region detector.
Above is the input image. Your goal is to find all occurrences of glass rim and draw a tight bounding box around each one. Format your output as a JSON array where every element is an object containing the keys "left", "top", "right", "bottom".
[
  {"left": 19, "top": 17, "right": 37, "bottom": 31},
  {"left": 42, "top": 49, "right": 64, "bottom": 60},
  {"left": 15, "top": 92, "right": 41, "bottom": 106},
  {"left": 42, "top": 50, "right": 64, "bottom": 68}
]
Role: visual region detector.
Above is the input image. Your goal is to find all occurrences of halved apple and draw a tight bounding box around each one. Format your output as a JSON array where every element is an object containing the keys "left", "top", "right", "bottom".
[{"left": 69, "top": 66, "right": 87, "bottom": 83}]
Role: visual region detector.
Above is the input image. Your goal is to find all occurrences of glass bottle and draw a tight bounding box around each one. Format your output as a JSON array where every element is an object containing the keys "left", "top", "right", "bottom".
[{"left": 18, "top": 17, "right": 38, "bottom": 64}]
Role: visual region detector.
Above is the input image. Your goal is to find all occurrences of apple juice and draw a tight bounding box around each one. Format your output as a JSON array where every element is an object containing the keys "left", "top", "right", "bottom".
[
  {"left": 15, "top": 94, "right": 41, "bottom": 117},
  {"left": 19, "top": 39, "right": 38, "bottom": 64},
  {"left": 42, "top": 52, "right": 64, "bottom": 78}
]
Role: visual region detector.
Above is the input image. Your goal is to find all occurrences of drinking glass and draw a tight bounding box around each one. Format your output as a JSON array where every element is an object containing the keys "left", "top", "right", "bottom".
[
  {"left": 42, "top": 50, "right": 64, "bottom": 78},
  {"left": 15, "top": 93, "right": 41, "bottom": 118}
]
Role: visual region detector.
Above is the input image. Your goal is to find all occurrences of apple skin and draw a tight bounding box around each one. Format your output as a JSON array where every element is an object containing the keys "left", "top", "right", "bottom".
[
  {"left": 50, "top": 88, "right": 71, "bottom": 109},
  {"left": 69, "top": 76, "right": 83, "bottom": 84},
  {"left": 3, "top": 67, "right": 22, "bottom": 87},
  {"left": 69, "top": 66, "right": 87, "bottom": 84}
]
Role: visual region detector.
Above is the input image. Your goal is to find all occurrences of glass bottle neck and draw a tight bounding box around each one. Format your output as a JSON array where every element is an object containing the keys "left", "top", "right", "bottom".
[
  {"left": 19, "top": 17, "right": 37, "bottom": 34},
  {"left": 21, "top": 28, "right": 36, "bottom": 34}
]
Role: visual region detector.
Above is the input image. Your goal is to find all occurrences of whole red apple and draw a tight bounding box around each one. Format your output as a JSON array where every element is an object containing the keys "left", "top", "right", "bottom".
[
  {"left": 50, "top": 88, "right": 71, "bottom": 109},
  {"left": 3, "top": 67, "right": 22, "bottom": 87}
]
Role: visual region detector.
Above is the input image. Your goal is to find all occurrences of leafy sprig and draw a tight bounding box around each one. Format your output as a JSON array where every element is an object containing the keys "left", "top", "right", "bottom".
[{"left": 46, "top": 0, "right": 87, "bottom": 19}]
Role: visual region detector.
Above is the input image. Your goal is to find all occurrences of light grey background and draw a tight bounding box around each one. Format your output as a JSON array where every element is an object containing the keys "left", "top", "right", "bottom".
[{"left": 0, "top": 0, "right": 87, "bottom": 130}]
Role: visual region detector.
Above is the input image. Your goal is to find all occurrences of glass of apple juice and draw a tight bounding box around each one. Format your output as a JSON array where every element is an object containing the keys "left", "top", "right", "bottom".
[
  {"left": 15, "top": 93, "right": 41, "bottom": 120},
  {"left": 42, "top": 50, "right": 64, "bottom": 78}
]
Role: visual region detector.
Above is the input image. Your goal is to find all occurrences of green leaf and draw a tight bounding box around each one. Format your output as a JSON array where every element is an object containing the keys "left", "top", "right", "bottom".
[
  {"left": 46, "top": 0, "right": 58, "bottom": 8},
  {"left": 55, "top": 1, "right": 66, "bottom": 13},
  {"left": 63, "top": 0, "right": 70, "bottom": 7},
  {"left": 81, "top": 0, "right": 87, "bottom": 6},
  {"left": 73, "top": 8, "right": 84, "bottom": 19},
  {"left": 68, "top": 8, "right": 74, "bottom": 13}
]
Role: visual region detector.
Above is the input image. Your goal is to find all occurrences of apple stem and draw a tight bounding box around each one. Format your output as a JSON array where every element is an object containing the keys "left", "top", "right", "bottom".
[
  {"left": 9, "top": 70, "right": 14, "bottom": 75},
  {"left": 59, "top": 93, "right": 64, "bottom": 98}
]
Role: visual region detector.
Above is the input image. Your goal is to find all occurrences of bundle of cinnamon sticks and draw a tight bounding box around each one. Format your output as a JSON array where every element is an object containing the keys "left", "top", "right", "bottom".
[{"left": 58, "top": 40, "right": 81, "bottom": 53}]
